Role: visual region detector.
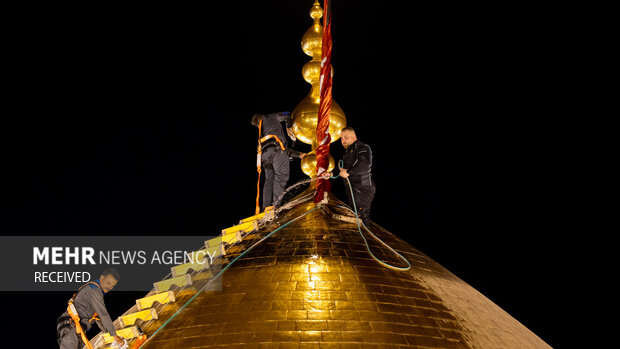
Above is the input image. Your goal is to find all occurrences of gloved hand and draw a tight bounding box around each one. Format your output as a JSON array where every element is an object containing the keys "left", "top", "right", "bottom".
[
  {"left": 111, "top": 336, "right": 128, "bottom": 349},
  {"left": 286, "top": 127, "right": 297, "bottom": 141}
]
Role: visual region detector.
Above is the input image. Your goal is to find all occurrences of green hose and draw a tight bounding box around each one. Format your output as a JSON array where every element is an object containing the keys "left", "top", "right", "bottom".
[{"left": 333, "top": 159, "right": 411, "bottom": 271}]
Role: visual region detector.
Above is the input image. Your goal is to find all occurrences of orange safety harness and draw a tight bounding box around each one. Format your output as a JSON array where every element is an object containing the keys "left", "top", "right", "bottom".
[
  {"left": 129, "top": 334, "right": 147, "bottom": 349},
  {"left": 255, "top": 118, "right": 286, "bottom": 214},
  {"left": 66, "top": 281, "right": 102, "bottom": 349}
]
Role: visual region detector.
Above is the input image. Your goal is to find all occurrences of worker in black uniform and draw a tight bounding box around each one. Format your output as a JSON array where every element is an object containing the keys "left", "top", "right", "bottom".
[
  {"left": 322, "top": 126, "right": 375, "bottom": 225},
  {"left": 252, "top": 112, "right": 306, "bottom": 210},
  {"left": 57, "top": 268, "right": 124, "bottom": 348}
]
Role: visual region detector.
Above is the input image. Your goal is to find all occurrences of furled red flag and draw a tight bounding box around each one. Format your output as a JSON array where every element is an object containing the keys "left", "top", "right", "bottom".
[{"left": 314, "top": 0, "right": 333, "bottom": 203}]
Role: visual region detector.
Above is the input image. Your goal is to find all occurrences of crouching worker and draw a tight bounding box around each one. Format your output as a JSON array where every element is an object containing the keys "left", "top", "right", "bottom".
[{"left": 57, "top": 268, "right": 125, "bottom": 348}]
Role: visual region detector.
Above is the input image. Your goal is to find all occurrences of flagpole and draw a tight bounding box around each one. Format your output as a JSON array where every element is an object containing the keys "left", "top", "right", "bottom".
[{"left": 314, "top": 0, "right": 333, "bottom": 203}]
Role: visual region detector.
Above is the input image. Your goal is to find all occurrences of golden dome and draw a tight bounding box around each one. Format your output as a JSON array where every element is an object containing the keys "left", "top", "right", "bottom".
[
  {"left": 89, "top": 2, "right": 550, "bottom": 348},
  {"left": 132, "top": 191, "right": 552, "bottom": 348}
]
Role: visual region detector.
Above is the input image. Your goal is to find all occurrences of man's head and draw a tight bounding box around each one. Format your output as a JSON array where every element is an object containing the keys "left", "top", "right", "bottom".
[
  {"left": 340, "top": 127, "right": 357, "bottom": 149},
  {"left": 251, "top": 114, "right": 264, "bottom": 127},
  {"left": 99, "top": 268, "right": 120, "bottom": 293}
]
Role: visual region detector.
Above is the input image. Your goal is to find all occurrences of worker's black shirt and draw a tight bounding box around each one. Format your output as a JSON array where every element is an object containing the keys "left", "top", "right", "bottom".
[
  {"left": 342, "top": 140, "right": 374, "bottom": 187},
  {"left": 261, "top": 112, "right": 290, "bottom": 147},
  {"left": 260, "top": 112, "right": 301, "bottom": 159}
]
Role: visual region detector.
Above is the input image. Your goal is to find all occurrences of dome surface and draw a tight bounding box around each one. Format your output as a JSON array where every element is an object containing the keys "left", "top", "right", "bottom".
[{"left": 129, "top": 191, "right": 551, "bottom": 349}]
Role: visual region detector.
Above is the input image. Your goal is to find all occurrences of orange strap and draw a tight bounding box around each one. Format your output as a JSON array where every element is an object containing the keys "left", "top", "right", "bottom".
[
  {"left": 255, "top": 119, "right": 263, "bottom": 215},
  {"left": 71, "top": 281, "right": 102, "bottom": 307},
  {"left": 67, "top": 302, "right": 94, "bottom": 349},
  {"left": 255, "top": 120, "right": 287, "bottom": 215},
  {"left": 66, "top": 281, "right": 104, "bottom": 349},
  {"left": 129, "top": 334, "right": 148, "bottom": 349},
  {"left": 259, "top": 134, "right": 286, "bottom": 151},
  {"left": 89, "top": 313, "right": 100, "bottom": 322}
]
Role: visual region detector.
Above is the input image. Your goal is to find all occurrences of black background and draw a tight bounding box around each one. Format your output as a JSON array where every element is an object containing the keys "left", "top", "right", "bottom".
[{"left": 2, "top": 1, "right": 576, "bottom": 348}]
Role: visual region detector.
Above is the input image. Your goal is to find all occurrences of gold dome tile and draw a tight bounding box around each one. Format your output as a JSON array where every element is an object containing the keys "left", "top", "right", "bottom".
[{"left": 129, "top": 190, "right": 551, "bottom": 348}]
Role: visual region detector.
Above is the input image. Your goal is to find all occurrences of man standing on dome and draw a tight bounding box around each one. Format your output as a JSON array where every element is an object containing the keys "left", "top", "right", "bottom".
[
  {"left": 252, "top": 112, "right": 306, "bottom": 211},
  {"left": 322, "top": 126, "right": 375, "bottom": 225}
]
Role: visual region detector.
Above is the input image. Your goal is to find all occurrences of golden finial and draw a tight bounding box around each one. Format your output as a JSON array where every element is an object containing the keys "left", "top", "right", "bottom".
[
  {"left": 292, "top": 0, "right": 346, "bottom": 177},
  {"left": 309, "top": 0, "right": 323, "bottom": 22}
]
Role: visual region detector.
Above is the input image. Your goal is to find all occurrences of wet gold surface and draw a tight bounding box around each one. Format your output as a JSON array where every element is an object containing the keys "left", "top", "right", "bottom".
[{"left": 139, "top": 191, "right": 551, "bottom": 348}]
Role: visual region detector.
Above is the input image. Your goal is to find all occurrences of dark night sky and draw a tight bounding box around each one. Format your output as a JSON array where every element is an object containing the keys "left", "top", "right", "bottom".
[{"left": 1, "top": 1, "right": 575, "bottom": 348}]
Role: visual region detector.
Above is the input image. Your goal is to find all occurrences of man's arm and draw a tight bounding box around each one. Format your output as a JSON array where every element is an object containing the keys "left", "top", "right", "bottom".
[
  {"left": 82, "top": 287, "right": 117, "bottom": 337},
  {"left": 286, "top": 148, "right": 306, "bottom": 159}
]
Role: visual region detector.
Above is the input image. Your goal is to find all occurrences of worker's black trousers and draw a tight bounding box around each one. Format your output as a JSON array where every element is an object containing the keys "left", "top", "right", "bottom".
[
  {"left": 345, "top": 183, "right": 376, "bottom": 223},
  {"left": 57, "top": 323, "right": 80, "bottom": 349},
  {"left": 262, "top": 148, "right": 290, "bottom": 209}
]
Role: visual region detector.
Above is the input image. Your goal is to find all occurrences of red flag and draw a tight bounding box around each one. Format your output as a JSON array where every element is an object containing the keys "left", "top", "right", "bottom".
[{"left": 314, "top": 0, "right": 333, "bottom": 203}]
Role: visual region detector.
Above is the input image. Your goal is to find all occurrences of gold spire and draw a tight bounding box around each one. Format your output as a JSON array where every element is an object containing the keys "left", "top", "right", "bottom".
[{"left": 292, "top": 0, "right": 346, "bottom": 177}]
